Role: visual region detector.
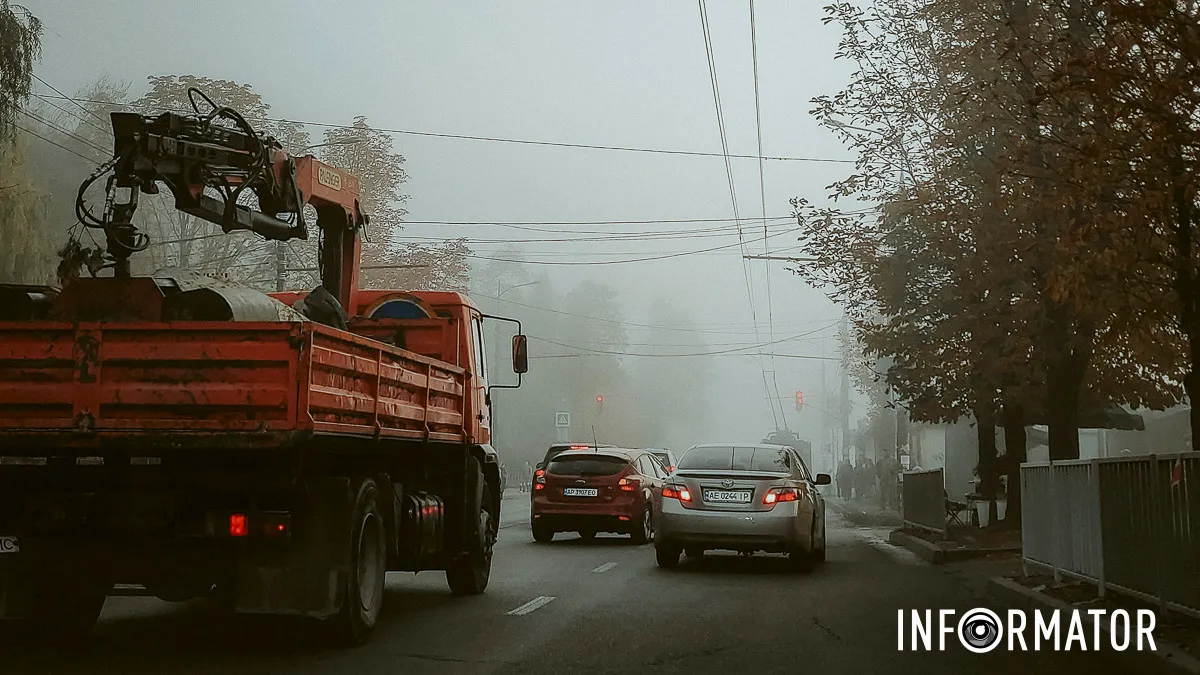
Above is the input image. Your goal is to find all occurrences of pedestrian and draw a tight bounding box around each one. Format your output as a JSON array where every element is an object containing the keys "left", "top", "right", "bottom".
[{"left": 836, "top": 458, "right": 852, "bottom": 499}]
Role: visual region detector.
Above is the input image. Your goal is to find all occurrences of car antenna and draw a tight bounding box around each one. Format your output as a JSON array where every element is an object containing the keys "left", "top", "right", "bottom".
[{"left": 591, "top": 426, "right": 599, "bottom": 452}]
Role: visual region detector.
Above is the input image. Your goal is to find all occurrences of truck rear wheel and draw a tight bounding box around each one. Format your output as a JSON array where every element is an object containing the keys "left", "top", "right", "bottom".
[
  {"left": 23, "top": 564, "right": 109, "bottom": 642},
  {"left": 329, "top": 476, "right": 386, "bottom": 646},
  {"left": 445, "top": 483, "right": 496, "bottom": 595}
]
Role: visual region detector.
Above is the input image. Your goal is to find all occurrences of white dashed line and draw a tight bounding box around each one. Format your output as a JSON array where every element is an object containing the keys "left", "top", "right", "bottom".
[
  {"left": 592, "top": 562, "right": 618, "bottom": 573},
  {"left": 507, "top": 596, "right": 557, "bottom": 616}
]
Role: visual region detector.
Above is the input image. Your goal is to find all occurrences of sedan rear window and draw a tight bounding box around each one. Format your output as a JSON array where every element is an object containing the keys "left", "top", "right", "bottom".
[
  {"left": 546, "top": 455, "right": 629, "bottom": 476},
  {"left": 677, "top": 447, "right": 790, "bottom": 473}
]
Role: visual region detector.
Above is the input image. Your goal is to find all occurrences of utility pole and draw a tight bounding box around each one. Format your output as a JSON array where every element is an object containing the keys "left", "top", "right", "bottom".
[{"left": 839, "top": 315, "right": 851, "bottom": 464}]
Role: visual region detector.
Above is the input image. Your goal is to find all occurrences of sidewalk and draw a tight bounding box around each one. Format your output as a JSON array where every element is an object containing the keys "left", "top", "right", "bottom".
[{"left": 826, "top": 494, "right": 902, "bottom": 528}]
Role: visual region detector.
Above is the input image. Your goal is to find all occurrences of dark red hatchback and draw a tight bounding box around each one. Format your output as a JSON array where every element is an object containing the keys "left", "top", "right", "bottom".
[{"left": 530, "top": 448, "right": 669, "bottom": 543}]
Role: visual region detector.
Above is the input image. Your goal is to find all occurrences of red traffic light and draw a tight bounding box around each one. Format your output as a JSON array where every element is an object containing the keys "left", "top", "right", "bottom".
[
  {"left": 596, "top": 395, "right": 604, "bottom": 403},
  {"left": 795, "top": 391, "right": 803, "bottom": 409}
]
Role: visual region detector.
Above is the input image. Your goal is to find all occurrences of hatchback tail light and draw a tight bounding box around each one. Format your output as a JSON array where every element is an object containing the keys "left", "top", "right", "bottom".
[
  {"left": 764, "top": 487, "right": 803, "bottom": 506},
  {"left": 662, "top": 484, "right": 692, "bottom": 502},
  {"left": 618, "top": 477, "right": 639, "bottom": 492}
]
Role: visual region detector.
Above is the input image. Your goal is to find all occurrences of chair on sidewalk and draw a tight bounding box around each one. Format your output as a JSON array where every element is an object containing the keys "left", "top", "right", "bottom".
[{"left": 945, "top": 490, "right": 969, "bottom": 527}]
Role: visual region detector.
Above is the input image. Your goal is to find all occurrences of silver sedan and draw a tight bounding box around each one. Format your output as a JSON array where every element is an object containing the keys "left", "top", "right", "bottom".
[{"left": 653, "top": 443, "right": 830, "bottom": 571}]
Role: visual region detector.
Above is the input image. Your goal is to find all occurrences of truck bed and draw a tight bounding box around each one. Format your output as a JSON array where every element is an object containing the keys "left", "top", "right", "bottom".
[{"left": 0, "top": 321, "right": 467, "bottom": 447}]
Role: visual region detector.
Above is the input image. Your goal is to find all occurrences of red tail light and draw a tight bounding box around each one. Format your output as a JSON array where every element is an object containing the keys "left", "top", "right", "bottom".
[
  {"left": 662, "top": 484, "right": 691, "bottom": 502},
  {"left": 666, "top": 466, "right": 674, "bottom": 473},
  {"left": 618, "top": 477, "right": 639, "bottom": 492},
  {"left": 229, "top": 514, "right": 248, "bottom": 537},
  {"left": 569, "top": 445, "right": 589, "bottom": 450},
  {"left": 534, "top": 470, "right": 546, "bottom": 490},
  {"left": 764, "top": 487, "right": 802, "bottom": 506},
  {"left": 535, "top": 468, "right": 545, "bottom": 478}
]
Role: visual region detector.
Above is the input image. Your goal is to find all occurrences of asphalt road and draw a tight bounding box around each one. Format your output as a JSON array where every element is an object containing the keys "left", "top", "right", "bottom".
[{"left": 3, "top": 492, "right": 1137, "bottom": 675}]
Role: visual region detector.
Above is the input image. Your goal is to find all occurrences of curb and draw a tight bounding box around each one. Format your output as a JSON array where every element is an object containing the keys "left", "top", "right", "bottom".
[
  {"left": 987, "top": 577, "right": 1200, "bottom": 675},
  {"left": 888, "top": 529, "right": 1021, "bottom": 564},
  {"left": 889, "top": 529, "right": 944, "bottom": 563}
]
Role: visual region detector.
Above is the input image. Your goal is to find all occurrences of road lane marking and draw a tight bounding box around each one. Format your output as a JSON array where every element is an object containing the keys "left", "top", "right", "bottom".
[
  {"left": 507, "top": 596, "right": 556, "bottom": 616},
  {"left": 592, "top": 562, "right": 617, "bottom": 573}
]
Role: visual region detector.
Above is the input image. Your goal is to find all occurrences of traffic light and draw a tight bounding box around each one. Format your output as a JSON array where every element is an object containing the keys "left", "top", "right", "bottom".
[
  {"left": 795, "top": 391, "right": 803, "bottom": 411},
  {"left": 596, "top": 395, "right": 604, "bottom": 403}
]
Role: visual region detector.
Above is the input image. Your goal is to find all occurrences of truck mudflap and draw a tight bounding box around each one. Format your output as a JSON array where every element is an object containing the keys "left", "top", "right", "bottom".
[
  {"left": 0, "top": 546, "right": 34, "bottom": 619},
  {"left": 234, "top": 477, "right": 351, "bottom": 619}
]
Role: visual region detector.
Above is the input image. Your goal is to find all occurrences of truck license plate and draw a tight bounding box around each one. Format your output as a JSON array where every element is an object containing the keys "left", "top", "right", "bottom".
[{"left": 0, "top": 537, "right": 18, "bottom": 554}]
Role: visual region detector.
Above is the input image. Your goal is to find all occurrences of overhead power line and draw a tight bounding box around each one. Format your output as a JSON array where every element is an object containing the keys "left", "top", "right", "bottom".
[
  {"left": 699, "top": 0, "right": 778, "bottom": 430},
  {"left": 35, "top": 92, "right": 854, "bottom": 164},
  {"left": 529, "top": 321, "right": 840, "bottom": 358},
  {"left": 479, "top": 291, "right": 842, "bottom": 335},
  {"left": 749, "top": 0, "right": 788, "bottom": 428},
  {"left": 13, "top": 123, "right": 97, "bottom": 163},
  {"left": 464, "top": 226, "right": 797, "bottom": 266}
]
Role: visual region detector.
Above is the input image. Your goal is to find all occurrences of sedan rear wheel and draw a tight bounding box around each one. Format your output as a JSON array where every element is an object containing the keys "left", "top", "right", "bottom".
[
  {"left": 532, "top": 522, "right": 554, "bottom": 543},
  {"left": 630, "top": 504, "right": 653, "bottom": 545},
  {"left": 655, "top": 543, "right": 681, "bottom": 568}
]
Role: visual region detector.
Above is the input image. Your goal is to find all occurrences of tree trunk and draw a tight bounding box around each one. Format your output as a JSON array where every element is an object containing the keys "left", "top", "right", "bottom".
[
  {"left": 1046, "top": 350, "right": 1087, "bottom": 460},
  {"left": 1002, "top": 400, "right": 1026, "bottom": 527},
  {"left": 1168, "top": 148, "right": 1200, "bottom": 452},
  {"left": 975, "top": 401, "right": 999, "bottom": 526}
]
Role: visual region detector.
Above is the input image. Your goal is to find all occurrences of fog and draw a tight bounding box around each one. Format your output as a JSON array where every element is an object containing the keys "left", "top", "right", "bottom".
[{"left": 20, "top": 0, "right": 867, "bottom": 465}]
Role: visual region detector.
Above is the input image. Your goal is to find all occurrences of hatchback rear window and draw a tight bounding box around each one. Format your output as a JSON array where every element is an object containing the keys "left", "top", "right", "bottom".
[
  {"left": 677, "top": 447, "right": 789, "bottom": 473},
  {"left": 546, "top": 455, "right": 628, "bottom": 476}
]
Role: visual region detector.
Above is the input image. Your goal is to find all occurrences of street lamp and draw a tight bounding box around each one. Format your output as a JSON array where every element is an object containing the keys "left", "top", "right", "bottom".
[
  {"left": 491, "top": 279, "right": 539, "bottom": 451},
  {"left": 497, "top": 279, "right": 540, "bottom": 301}
]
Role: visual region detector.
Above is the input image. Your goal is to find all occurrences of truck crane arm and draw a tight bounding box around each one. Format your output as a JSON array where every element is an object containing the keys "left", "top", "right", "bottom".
[{"left": 75, "top": 87, "right": 368, "bottom": 312}]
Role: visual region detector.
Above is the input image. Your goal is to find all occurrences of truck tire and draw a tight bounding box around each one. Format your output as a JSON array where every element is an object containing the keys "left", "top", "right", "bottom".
[
  {"left": 446, "top": 483, "right": 496, "bottom": 595},
  {"left": 330, "top": 475, "right": 386, "bottom": 646},
  {"left": 24, "top": 565, "right": 109, "bottom": 641}
]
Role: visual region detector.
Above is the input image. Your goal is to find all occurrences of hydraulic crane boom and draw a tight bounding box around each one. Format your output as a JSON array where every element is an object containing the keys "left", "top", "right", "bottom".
[{"left": 76, "top": 87, "right": 368, "bottom": 311}]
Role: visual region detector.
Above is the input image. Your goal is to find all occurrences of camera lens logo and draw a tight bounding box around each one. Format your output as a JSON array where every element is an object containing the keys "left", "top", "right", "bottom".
[{"left": 957, "top": 608, "right": 1003, "bottom": 653}]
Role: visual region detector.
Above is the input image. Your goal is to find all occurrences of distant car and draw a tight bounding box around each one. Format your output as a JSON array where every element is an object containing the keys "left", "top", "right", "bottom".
[
  {"left": 530, "top": 448, "right": 669, "bottom": 543},
  {"left": 536, "top": 442, "right": 617, "bottom": 470},
  {"left": 531, "top": 442, "right": 618, "bottom": 492},
  {"left": 654, "top": 443, "right": 831, "bottom": 571},
  {"left": 644, "top": 448, "right": 679, "bottom": 474}
]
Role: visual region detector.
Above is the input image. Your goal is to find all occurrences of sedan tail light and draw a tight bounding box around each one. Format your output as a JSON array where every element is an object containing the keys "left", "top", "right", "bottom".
[
  {"left": 764, "top": 486, "right": 803, "bottom": 506},
  {"left": 662, "top": 484, "right": 692, "bottom": 502}
]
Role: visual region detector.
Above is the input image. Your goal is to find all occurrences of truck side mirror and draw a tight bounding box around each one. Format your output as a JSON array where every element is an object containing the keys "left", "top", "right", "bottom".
[{"left": 512, "top": 334, "right": 528, "bottom": 374}]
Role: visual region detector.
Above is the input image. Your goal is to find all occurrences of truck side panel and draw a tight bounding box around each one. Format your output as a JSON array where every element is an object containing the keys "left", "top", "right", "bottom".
[
  {"left": 0, "top": 321, "right": 468, "bottom": 444},
  {"left": 0, "top": 322, "right": 299, "bottom": 433},
  {"left": 306, "top": 326, "right": 466, "bottom": 442}
]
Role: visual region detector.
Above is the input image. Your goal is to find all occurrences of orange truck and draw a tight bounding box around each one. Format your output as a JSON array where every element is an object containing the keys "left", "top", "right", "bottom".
[{"left": 0, "top": 92, "right": 526, "bottom": 645}]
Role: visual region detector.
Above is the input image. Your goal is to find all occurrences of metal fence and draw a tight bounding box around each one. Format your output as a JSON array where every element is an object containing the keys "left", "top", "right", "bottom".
[
  {"left": 1021, "top": 453, "right": 1200, "bottom": 617},
  {"left": 901, "top": 468, "right": 946, "bottom": 538}
]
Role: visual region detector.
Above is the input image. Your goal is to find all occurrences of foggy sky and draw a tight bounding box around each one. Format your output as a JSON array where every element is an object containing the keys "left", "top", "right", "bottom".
[{"left": 24, "top": 0, "right": 870, "bottom": 445}]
